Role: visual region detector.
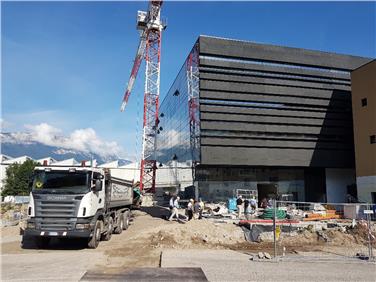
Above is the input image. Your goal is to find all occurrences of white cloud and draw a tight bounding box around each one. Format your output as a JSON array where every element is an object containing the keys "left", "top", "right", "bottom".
[
  {"left": 0, "top": 118, "right": 13, "bottom": 130},
  {"left": 23, "top": 123, "right": 126, "bottom": 159},
  {"left": 24, "top": 123, "right": 62, "bottom": 146}
]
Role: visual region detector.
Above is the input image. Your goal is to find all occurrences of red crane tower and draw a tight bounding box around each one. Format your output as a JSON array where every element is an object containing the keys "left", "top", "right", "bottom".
[{"left": 120, "top": 1, "right": 164, "bottom": 194}]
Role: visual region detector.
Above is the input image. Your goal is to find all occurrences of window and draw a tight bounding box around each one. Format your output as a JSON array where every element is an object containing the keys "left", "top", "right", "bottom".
[
  {"left": 370, "top": 135, "right": 376, "bottom": 144},
  {"left": 361, "top": 98, "right": 368, "bottom": 107}
]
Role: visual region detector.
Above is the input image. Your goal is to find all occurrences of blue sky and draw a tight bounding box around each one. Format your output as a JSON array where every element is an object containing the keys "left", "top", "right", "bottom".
[{"left": 2, "top": 1, "right": 375, "bottom": 160}]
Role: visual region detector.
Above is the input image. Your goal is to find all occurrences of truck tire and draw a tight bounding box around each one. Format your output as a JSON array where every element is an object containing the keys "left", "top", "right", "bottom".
[
  {"left": 35, "top": 237, "right": 50, "bottom": 249},
  {"left": 21, "top": 235, "right": 30, "bottom": 249},
  {"left": 102, "top": 217, "right": 113, "bottom": 241},
  {"left": 123, "top": 211, "right": 130, "bottom": 230},
  {"left": 113, "top": 214, "right": 124, "bottom": 234},
  {"left": 88, "top": 220, "right": 101, "bottom": 249}
]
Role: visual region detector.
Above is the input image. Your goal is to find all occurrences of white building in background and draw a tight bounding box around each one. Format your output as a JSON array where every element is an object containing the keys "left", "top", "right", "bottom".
[
  {"left": 102, "top": 162, "right": 140, "bottom": 184},
  {"left": 52, "top": 158, "right": 79, "bottom": 166},
  {"left": 2, "top": 155, "right": 33, "bottom": 165},
  {"left": 0, "top": 154, "right": 13, "bottom": 192},
  {"left": 99, "top": 160, "right": 119, "bottom": 168},
  {"left": 36, "top": 157, "right": 56, "bottom": 165}
]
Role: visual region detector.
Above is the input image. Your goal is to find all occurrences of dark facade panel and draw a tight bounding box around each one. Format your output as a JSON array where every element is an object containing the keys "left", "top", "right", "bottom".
[
  {"left": 200, "top": 58, "right": 351, "bottom": 80},
  {"left": 200, "top": 72, "right": 351, "bottom": 91},
  {"left": 201, "top": 121, "right": 353, "bottom": 136},
  {"left": 200, "top": 137, "right": 353, "bottom": 150},
  {"left": 200, "top": 90, "right": 351, "bottom": 108},
  {"left": 200, "top": 112, "right": 349, "bottom": 127},
  {"left": 200, "top": 80, "right": 351, "bottom": 101},
  {"left": 200, "top": 101, "right": 351, "bottom": 113},
  {"left": 200, "top": 104, "right": 351, "bottom": 120},
  {"left": 201, "top": 146, "right": 354, "bottom": 168},
  {"left": 199, "top": 36, "right": 371, "bottom": 71}
]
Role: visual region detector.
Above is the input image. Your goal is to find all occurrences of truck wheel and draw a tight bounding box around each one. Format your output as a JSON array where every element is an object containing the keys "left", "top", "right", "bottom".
[
  {"left": 123, "top": 211, "right": 130, "bottom": 230},
  {"left": 21, "top": 235, "right": 29, "bottom": 249},
  {"left": 35, "top": 237, "right": 50, "bottom": 249},
  {"left": 88, "top": 220, "right": 101, "bottom": 249},
  {"left": 102, "top": 217, "right": 113, "bottom": 241},
  {"left": 113, "top": 214, "right": 124, "bottom": 234}
]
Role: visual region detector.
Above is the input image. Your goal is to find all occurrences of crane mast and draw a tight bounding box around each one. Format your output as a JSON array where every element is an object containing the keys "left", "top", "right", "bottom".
[
  {"left": 121, "top": 1, "right": 164, "bottom": 193},
  {"left": 187, "top": 43, "right": 200, "bottom": 182}
]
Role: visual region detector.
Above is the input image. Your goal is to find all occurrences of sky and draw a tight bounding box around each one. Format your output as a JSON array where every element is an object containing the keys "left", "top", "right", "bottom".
[{"left": 1, "top": 1, "right": 375, "bottom": 160}]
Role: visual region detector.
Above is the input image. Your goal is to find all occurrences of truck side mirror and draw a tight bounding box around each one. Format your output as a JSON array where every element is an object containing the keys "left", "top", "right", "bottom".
[{"left": 94, "top": 179, "right": 102, "bottom": 192}]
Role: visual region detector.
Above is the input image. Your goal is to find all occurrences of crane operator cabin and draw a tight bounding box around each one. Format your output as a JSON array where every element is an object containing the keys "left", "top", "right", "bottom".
[{"left": 155, "top": 35, "right": 374, "bottom": 204}]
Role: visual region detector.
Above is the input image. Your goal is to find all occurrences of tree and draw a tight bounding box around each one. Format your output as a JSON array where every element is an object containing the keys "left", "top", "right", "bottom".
[{"left": 1, "top": 159, "right": 37, "bottom": 196}]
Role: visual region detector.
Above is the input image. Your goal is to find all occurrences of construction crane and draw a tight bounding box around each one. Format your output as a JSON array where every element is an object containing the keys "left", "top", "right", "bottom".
[
  {"left": 120, "top": 1, "right": 164, "bottom": 194},
  {"left": 186, "top": 43, "right": 200, "bottom": 181}
]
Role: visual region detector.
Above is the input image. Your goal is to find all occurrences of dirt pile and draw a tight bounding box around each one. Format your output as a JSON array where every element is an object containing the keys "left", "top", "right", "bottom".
[
  {"left": 347, "top": 222, "right": 376, "bottom": 246},
  {"left": 1, "top": 204, "right": 28, "bottom": 226},
  {"left": 280, "top": 223, "right": 376, "bottom": 248},
  {"left": 147, "top": 219, "right": 246, "bottom": 249}
]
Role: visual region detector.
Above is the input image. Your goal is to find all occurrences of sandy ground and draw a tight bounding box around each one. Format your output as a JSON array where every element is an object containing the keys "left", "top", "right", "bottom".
[{"left": 1, "top": 207, "right": 375, "bottom": 281}]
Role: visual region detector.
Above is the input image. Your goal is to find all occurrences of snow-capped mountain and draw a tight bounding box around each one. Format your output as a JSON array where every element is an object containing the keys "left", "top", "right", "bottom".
[{"left": 1, "top": 132, "right": 131, "bottom": 165}]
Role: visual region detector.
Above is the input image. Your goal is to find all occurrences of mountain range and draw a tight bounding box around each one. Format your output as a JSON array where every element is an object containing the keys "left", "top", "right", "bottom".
[{"left": 1, "top": 132, "right": 131, "bottom": 165}]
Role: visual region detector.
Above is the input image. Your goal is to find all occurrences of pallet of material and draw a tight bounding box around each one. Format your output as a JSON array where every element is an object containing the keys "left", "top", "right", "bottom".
[
  {"left": 239, "top": 219, "right": 300, "bottom": 224},
  {"left": 303, "top": 214, "right": 341, "bottom": 221}
]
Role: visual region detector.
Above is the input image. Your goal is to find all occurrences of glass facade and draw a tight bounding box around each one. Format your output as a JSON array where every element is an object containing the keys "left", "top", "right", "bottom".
[
  {"left": 196, "top": 167, "right": 305, "bottom": 202},
  {"left": 157, "top": 61, "right": 191, "bottom": 165}
]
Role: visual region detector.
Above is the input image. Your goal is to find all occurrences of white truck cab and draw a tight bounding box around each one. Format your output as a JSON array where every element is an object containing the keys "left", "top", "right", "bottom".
[{"left": 24, "top": 165, "right": 134, "bottom": 248}]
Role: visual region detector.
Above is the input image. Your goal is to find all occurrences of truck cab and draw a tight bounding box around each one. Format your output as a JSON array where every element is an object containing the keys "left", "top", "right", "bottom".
[{"left": 23, "top": 165, "right": 133, "bottom": 248}]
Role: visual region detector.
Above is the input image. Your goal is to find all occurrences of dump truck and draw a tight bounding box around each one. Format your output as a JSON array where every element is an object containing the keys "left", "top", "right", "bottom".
[{"left": 23, "top": 165, "right": 136, "bottom": 249}]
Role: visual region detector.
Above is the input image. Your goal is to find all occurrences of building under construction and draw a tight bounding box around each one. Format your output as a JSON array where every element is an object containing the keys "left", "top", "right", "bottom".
[{"left": 156, "top": 35, "right": 373, "bottom": 203}]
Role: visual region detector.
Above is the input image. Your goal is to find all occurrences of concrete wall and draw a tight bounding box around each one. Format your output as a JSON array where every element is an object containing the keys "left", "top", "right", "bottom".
[
  {"left": 351, "top": 60, "right": 376, "bottom": 177},
  {"left": 356, "top": 175, "right": 376, "bottom": 203},
  {"left": 351, "top": 60, "right": 376, "bottom": 203},
  {"left": 325, "top": 168, "right": 356, "bottom": 203}
]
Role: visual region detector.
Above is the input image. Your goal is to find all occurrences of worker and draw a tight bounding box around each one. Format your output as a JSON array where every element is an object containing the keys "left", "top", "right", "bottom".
[
  {"left": 186, "top": 199, "right": 194, "bottom": 221},
  {"left": 267, "top": 198, "right": 273, "bottom": 209},
  {"left": 193, "top": 200, "right": 201, "bottom": 220},
  {"left": 198, "top": 198, "right": 204, "bottom": 219},
  {"left": 169, "top": 195, "right": 174, "bottom": 209},
  {"left": 260, "top": 198, "right": 268, "bottom": 209},
  {"left": 244, "top": 199, "right": 251, "bottom": 220},
  {"left": 250, "top": 196, "right": 257, "bottom": 211},
  {"left": 168, "top": 196, "right": 180, "bottom": 221},
  {"left": 236, "top": 195, "right": 243, "bottom": 219},
  {"left": 168, "top": 195, "right": 175, "bottom": 219}
]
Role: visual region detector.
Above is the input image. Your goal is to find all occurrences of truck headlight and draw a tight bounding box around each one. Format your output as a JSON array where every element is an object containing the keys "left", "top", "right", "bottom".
[
  {"left": 27, "top": 222, "right": 35, "bottom": 229},
  {"left": 76, "top": 224, "right": 90, "bottom": 229}
]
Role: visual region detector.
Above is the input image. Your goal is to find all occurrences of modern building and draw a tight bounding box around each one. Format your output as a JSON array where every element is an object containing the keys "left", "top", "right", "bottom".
[
  {"left": 156, "top": 35, "right": 373, "bottom": 203},
  {"left": 351, "top": 60, "right": 376, "bottom": 203}
]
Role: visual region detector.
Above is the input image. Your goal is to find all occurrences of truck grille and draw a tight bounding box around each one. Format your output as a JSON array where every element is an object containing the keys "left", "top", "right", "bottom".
[
  {"left": 37, "top": 201, "right": 76, "bottom": 217},
  {"left": 34, "top": 198, "right": 80, "bottom": 231},
  {"left": 39, "top": 218, "right": 76, "bottom": 231}
]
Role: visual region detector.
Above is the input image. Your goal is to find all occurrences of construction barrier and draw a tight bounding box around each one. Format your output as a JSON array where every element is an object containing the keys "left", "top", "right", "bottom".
[{"left": 271, "top": 200, "right": 376, "bottom": 261}]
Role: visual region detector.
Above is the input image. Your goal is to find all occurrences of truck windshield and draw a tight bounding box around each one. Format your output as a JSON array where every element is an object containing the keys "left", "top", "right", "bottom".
[{"left": 32, "top": 171, "right": 90, "bottom": 194}]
